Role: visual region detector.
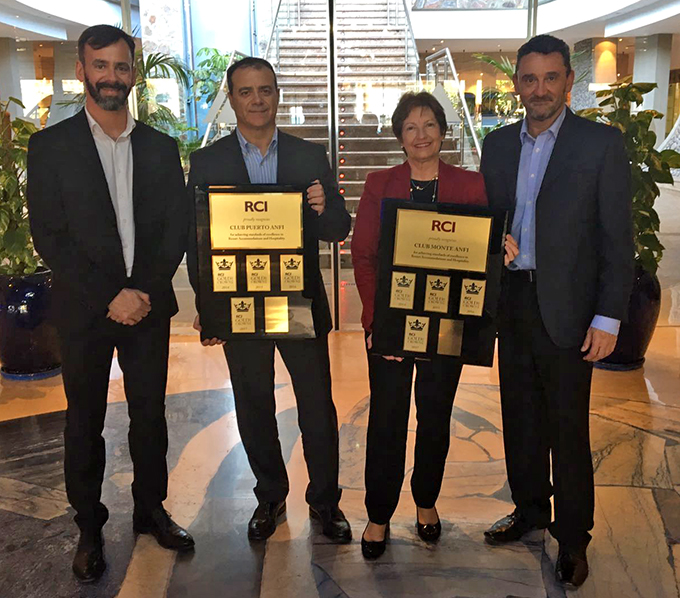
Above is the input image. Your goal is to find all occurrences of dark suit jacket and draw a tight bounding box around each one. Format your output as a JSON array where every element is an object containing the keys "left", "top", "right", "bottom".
[
  {"left": 27, "top": 109, "right": 188, "bottom": 333},
  {"left": 186, "top": 130, "right": 351, "bottom": 336},
  {"left": 480, "top": 108, "right": 634, "bottom": 348},
  {"left": 351, "top": 160, "right": 487, "bottom": 331}
]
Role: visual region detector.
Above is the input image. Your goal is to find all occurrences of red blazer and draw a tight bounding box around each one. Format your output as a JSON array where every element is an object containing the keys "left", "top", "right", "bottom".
[{"left": 351, "top": 160, "right": 487, "bottom": 332}]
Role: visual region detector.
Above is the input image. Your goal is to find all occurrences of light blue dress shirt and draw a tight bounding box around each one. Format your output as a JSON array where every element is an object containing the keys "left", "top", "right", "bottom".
[
  {"left": 236, "top": 127, "right": 278, "bottom": 184},
  {"left": 511, "top": 107, "right": 620, "bottom": 336}
]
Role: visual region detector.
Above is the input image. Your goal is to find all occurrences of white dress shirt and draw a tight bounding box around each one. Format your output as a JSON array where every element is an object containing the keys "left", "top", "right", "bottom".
[{"left": 85, "top": 107, "right": 136, "bottom": 277}]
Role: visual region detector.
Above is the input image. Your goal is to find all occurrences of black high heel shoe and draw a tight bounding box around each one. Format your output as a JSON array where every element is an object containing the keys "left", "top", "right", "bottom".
[
  {"left": 361, "top": 522, "right": 390, "bottom": 559},
  {"left": 416, "top": 508, "right": 441, "bottom": 543}
]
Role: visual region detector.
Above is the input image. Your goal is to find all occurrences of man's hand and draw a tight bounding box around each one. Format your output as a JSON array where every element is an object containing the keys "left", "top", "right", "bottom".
[
  {"left": 107, "top": 289, "right": 151, "bottom": 326},
  {"left": 366, "top": 333, "right": 404, "bottom": 362},
  {"left": 193, "top": 315, "right": 225, "bottom": 346},
  {"left": 307, "top": 179, "right": 326, "bottom": 215},
  {"left": 581, "top": 327, "right": 618, "bottom": 362},
  {"left": 504, "top": 234, "right": 519, "bottom": 266}
]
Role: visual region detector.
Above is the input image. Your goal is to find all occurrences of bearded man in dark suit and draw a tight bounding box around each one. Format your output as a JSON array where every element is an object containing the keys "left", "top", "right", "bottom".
[
  {"left": 480, "top": 34, "right": 633, "bottom": 588},
  {"left": 27, "top": 25, "right": 194, "bottom": 584}
]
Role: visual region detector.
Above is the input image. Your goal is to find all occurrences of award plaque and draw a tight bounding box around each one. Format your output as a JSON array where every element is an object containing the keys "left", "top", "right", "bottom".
[
  {"left": 371, "top": 199, "right": 508, "bottom": 366},
  {"left": 194, "top": 185, "right": 315, "bottom": 340}
]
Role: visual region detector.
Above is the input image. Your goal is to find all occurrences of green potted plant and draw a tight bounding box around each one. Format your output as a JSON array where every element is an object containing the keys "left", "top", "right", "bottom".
[
  {"left": 578, "top": 77, "right": 680, "bottom": 370},
  {"left": 0, "top": 97, "right": 61, "bottom": 379}
]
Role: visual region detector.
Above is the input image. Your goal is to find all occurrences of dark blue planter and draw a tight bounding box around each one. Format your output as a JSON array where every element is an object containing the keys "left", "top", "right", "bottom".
[
  {"left": 0, "top": 269, "right": 61, "bottom": 379},
  {"left": 594, "top": 266, "right": 661, "bottom": 372}
]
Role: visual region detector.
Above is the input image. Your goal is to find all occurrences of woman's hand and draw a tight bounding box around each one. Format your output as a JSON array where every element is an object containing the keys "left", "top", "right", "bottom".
[
  {"left": 367, "top": 333, "right": 404, "bottom": 362},
  {"left": 504, "top": 234, "right": 519, "bottom": 266}
]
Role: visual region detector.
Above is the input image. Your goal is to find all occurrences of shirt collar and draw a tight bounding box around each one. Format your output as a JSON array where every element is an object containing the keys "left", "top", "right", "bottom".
[
  {"left": 85, "top": 106, "right": 136, "bottom": 140},
  {"left": 520, "top": 105, "right": 567, "bottom": 144},
  {"left": 236, "top": 126, "right": 278, "bottom": 157}
]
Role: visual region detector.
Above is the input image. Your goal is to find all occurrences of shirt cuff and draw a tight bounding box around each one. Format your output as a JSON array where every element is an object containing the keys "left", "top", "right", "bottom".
[{"left": 591, "top": 315, "right": 621, "bottom": 336}]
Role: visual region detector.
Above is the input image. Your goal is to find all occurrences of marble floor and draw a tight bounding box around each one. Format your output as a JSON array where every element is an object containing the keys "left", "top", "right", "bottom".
[
  {"left": 0, "top": 185, "right": 679, "bottom": 598},
  {"left": 0, "top": 326, "right": 679, "bottom": 598}
]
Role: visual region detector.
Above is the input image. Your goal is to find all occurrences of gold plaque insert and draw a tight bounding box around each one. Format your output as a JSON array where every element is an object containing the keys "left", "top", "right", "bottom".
[
  {"left": 231, "top": 297, "right": 255, "bottom": 333},
  {"left": 424, "top": 274, "right": 450, "bottom": 313},
  {"left": 403, "top": 315, "right": 429, "bottom": 352},
  {"left": 211, "top": 255, "right": 237, "bottom": 292},
  {"left": 209, "top": 192, "right": 303, "bottom": 250},
  {"left": 265, "top": 297, "right": 290, "bottom": 333},
  {"left": 246, "top": 255, "right": 271, "bottom": 292},
  {"left": 280, "top": 255, "right": 304, "bottom": 291},
  {"left": 437, "top": 319, "right": 464, "bottom": 356},
  {"left": 393, "top": 209, "right": 492, "bottom": 272},
  {"left": 459, "top": 278, "right": 486, "bottom": 316},
  {"left": 389, "top": 271, "right": 416, "bottom": 310}
]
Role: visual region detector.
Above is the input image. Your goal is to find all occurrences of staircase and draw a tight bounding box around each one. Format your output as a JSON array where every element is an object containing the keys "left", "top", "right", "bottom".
[
  {"left": 258, "top": 0, "right": 472, "bottom": 327},
  {"left": 272, "top": 0, "right": 464, "bottom": 226}
]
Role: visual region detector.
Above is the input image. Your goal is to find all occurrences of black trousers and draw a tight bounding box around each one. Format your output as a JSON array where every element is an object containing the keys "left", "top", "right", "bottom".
[
  {"left": 364, "top": 343, "right": 463, "bottom": 524},
  {"left": 498, "top": 273, "right": 594, "bottom": 549},
  {"left": 59, "top": 314, "right": 171, "bottom": 531},
  {"left": 223, "top": 335, "right": 341, "bottom": 509}
]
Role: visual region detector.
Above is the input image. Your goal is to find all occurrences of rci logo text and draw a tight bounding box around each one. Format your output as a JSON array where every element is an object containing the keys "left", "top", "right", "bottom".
[
  {"left": 431, "top": 220, "right": 456, "bottom": 233},
  {"left": 245, "top": 201, "right": 268, "bottom": 212}
]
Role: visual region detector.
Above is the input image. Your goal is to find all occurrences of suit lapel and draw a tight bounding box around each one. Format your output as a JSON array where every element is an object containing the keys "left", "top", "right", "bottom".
[
  {"left": 385, "top": 161, "right": 411, "bottom": 199},
  {"left": 538, "top": 108, "right": 579, "bottom": 196},
  {"left": 226, "top": 131, "right": 251, "bottom": 184},
  {"left": 131, "top": 124, "right": 144, "bottom": 223},
  {"left": 506, "top": 122, "right": 523, "bottom": 209},
  {"left": 276, "top": 131, "right": 289, "bottom": 185},
  {"left": 71, "top": 110, "right": 126, "bottom": 275}
]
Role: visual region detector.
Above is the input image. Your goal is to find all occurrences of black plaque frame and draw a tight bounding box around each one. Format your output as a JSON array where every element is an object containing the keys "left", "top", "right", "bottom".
[
  {"left": 371, "top": 199, "right": 508, "bottom": 366},
  {"left": 195, "top": 184, "right": 316, "bottom": 341}
]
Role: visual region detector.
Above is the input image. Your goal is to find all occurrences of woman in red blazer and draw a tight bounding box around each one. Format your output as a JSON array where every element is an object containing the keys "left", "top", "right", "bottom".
[{"left": 352, "top": 92, "right": 487, "bottom": 559}]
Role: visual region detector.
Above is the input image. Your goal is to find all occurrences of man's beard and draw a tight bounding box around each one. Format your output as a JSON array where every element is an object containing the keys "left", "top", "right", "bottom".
[
  {"left": 525, "top": 89, "right": 567, "bottom": 122},
  {"left": 84, "top": 75, "right": 131, "bottom": 111}
]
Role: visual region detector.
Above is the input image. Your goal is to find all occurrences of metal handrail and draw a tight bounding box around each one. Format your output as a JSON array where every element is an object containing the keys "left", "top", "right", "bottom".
[
  {"left": 200, "top": 50, "right": 245, "bottom": 148},
  {"left": 400, "top": 0, "right": 419, "bottom": 78},
  {"left": 265, "top": 0, "right": 286, "bottom": 60},
  {"left": 425, "top": 47, "right": 482, "bottom": 158}
]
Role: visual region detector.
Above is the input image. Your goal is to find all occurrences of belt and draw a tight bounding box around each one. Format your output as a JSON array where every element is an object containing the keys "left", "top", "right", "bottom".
[{"left": 507, "top": 269, "right": 536, "bottom": 283}]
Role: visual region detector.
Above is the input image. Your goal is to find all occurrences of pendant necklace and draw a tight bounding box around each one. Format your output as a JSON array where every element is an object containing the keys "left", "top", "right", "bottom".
[{"left": 410, "top": 176, "right": 439, "bottom": 202}]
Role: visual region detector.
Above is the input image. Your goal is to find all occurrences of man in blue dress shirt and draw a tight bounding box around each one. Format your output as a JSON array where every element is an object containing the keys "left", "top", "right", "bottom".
[
  {"left": 480, "top": 35, "right": 633, "bottom": 588},
  {"left": 186, "top": 58, "right": 352, "bottom": 544}
]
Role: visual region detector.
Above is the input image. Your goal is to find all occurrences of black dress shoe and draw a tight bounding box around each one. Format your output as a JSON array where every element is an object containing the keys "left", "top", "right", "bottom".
[
  {"left": 248, "top": 501, "right": 286, "bottom": 541},
  {"left": 556, "top": 545, "right": 589, "bottom": 588},
  {"left": 484, "top": 510, "right": 548, "bottom": 544},
  {"left": 309, "top": 505, "right": 352, "bottom": 543},
  {"left": 72, "top": 529, "right": 105, "bottom": 583},
  {"left": 133, "top": 508, "right": 195, "bottom": 551},
  {"left": 361, "top": 522, "right": 389, "bottom": 559}
]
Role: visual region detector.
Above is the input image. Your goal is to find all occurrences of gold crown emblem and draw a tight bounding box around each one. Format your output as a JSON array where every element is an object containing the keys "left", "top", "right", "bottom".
[
  {"left": 284, "top": 258, "right": 301, "bottom": 270},
  {"left": 250, "top": 258, "right": 267, "bottom": 270},
  {"left": 395, "top": 275, "right": 413, "bottom": 288},
  {"left": 409, "top": 319, "right": 426, "bottom": 331},
  {"left": 465, "top": 282, "right": 482, "bottom": 295},
  {"left": 234, "top": 301, "right": 251, "bottom": 312},
  {"left": 429, "top": 278, "right": 447, "bottom": 291},
  {"left": 216, "top": 258, "right": 233, "bottom": 271}
]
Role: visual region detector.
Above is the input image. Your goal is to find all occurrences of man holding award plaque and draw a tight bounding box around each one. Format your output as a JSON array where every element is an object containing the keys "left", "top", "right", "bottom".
[
  {"left": 187, "top": 58, "right": 352, "bottom": 543},
  {"left": 480, "top": 35, "right": 633, "bottom": 587}
]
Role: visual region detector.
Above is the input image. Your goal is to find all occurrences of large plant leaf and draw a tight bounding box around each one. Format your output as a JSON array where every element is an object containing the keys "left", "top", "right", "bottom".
[{"left": 660, "top": 149, "right": 680, "bottom": 168}]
